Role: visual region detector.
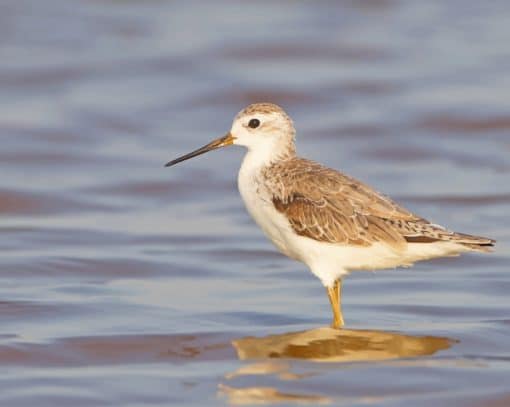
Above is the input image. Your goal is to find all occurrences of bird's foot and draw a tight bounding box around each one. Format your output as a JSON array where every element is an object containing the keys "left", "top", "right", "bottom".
[{"left": 330, "top": 318, "right": 344, "bottom": 330}]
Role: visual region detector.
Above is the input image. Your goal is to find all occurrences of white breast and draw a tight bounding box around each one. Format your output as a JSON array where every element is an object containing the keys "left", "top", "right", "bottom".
[{"left": 237, "top": 153, "right": 300, "bottom": 260}]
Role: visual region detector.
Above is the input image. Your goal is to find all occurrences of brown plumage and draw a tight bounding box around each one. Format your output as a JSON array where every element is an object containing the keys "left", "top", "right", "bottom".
[{"left": 267, "top": 157, "right": 495, "bottom": 252}]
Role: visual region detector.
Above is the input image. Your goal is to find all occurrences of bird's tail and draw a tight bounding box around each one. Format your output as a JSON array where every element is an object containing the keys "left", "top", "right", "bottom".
[
  {"left": 402, "top": 220, "right": 496, "bottom": 253},
  {"left": 449, "top": 232, "right": 495, "bottom": 252}
]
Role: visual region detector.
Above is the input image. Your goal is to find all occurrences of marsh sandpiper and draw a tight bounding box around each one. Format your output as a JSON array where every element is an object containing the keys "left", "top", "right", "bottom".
[{"left": 165, "top": 103, "right": 495, "bottom": 328}]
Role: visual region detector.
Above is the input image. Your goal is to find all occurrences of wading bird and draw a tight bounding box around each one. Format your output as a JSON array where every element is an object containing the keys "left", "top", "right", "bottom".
[{"left": 165, "top": 103, "right": 495, "bottom": 328}]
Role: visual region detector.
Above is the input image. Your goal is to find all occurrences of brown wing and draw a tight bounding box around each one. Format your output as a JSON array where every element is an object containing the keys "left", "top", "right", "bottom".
[{"left": 267, "top": 158, "right": 425, "bottom": 249}]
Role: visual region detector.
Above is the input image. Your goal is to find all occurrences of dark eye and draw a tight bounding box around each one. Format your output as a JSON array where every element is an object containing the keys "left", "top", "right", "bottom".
[{"left": 248, "top": 118, "right": 260, "bottom": 129}]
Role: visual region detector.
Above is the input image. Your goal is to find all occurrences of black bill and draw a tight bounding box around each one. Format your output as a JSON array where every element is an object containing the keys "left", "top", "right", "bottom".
[{"left": 164, "top": 133, "right": 235, "bottom": 167}]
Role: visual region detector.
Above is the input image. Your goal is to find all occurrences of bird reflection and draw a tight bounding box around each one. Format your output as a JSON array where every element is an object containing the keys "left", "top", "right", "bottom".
[
  {"left": 219, "top": 327, "right": 454, "bottom": 405},
  {"left": 232, "top": 326, "right": 452, "bottom": 362}
]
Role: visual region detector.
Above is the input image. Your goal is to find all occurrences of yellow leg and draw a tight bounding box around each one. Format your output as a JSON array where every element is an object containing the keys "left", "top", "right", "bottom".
[{"left": 326, "top": 279, "right": 344, "bottom": 329}]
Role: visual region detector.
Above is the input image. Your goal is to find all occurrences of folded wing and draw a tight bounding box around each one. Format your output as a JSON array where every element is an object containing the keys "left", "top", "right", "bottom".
[{"left": 267, "top": 158, "right": 494, "bottom": 251}]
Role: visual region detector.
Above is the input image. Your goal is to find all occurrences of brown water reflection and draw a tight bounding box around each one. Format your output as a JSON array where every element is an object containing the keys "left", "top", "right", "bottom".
[
  {"left": 221, "top": 327, "right": 453, "bottom": 405},
  {"left": 232, "top": 327, "right": 453, "bottom": 362}
]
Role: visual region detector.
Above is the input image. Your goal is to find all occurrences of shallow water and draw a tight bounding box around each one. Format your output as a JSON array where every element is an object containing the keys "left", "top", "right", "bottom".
[{"left": 1, "top": 0, "right": 509, "bottom": 405}]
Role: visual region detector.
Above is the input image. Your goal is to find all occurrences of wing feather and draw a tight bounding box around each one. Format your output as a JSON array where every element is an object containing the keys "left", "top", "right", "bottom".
[{"left": 267, "top": 158, "right": 422, "bottom": 249}]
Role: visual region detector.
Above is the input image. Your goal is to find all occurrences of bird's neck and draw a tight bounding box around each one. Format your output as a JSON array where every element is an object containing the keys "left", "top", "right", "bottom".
[{"left": 240, "top": 141, "right": 296, "bottom": 176}]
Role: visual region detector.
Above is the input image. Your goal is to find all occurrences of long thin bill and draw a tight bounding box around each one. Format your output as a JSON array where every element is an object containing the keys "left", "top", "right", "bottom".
[{"left": 164, "top": 133, "right": 234, "bottom": 167}]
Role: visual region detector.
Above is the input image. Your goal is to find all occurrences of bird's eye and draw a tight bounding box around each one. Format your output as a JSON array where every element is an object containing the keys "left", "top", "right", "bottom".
[{"left": 248, "top": 118, "right": 260, "bottom": 129}]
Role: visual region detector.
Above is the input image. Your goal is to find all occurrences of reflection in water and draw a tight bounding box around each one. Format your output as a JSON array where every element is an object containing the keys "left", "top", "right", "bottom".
[
  {"left": 220, "top": 327, "right": 454, "bottom": 405},
  {"left": 232, "top": 327, "right": 453, "bottom": 362}
]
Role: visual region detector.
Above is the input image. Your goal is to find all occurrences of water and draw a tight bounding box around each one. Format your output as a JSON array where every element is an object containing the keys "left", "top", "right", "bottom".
[{"left": 1, "top": 0, "right": 509, "bottom": 405}]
